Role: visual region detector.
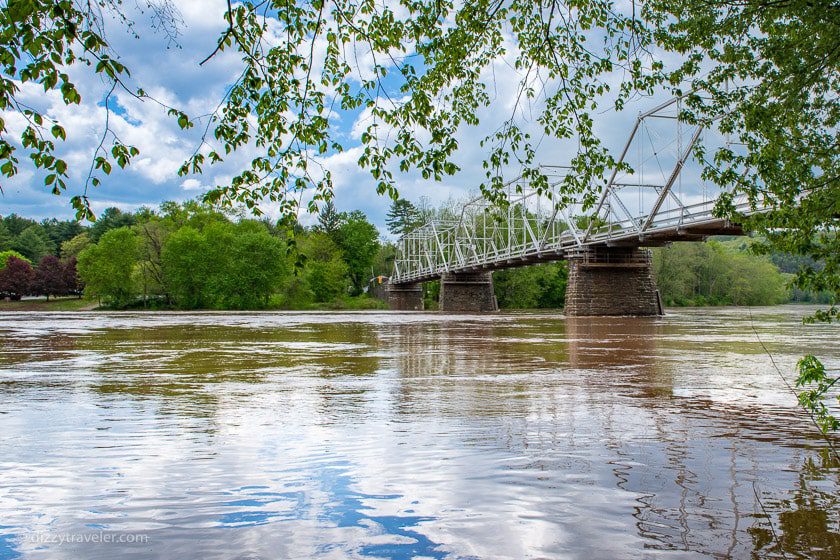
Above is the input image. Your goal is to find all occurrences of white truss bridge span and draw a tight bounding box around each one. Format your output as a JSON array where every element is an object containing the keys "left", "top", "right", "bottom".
[{"left": 392, "top": 95, "right": 756, "bottom": 285}]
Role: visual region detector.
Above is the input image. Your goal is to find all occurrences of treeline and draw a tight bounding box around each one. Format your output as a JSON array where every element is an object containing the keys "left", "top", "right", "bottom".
[
  {"left": 653, "top": 239, "right": 800, "bottom": 306},
  {"left": 0, "top": 201, "right": 395, "bottom": 309},
  {"left": 0, "top": 213, "right": 86, "bottom": 301}
]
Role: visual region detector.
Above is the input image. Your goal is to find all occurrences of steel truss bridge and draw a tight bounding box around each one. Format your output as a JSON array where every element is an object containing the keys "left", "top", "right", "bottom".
[{"left": 392, "top": 95, "right": 754, "bottom": 285}]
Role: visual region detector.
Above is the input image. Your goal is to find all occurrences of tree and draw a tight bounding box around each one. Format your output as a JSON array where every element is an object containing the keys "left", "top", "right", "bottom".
[
  {"left": 316, "top": 201, "right": 342, "bottom": 236},
  {"left": 162, "top": 221, "right": 288, "bottom": 309},
  {"left": 652, "top": 241, "right": 789, "bottom": 306},
  {"left": 62, "top": 256, "right": 81, "bottom": 297},
  {"left": 60, "top": 233, "right": 92, "bottom": 260},
  {"left": 11, "top": 225, "right": 54, "bottom": 262},
  {"left": 0, "top": 221, "right": 11, "bottom": 251},
  {"left": 0, "top": 250, "right": 30, "bottom": 269},
  {"left": 77, "top": 227, "right": 139, "bottom": 307},
  {"left": 646, "top": 0, "right": 839, "bottom": 320},
  {"left": 333, "top": 211, "right": 380, "bottom": 296},
  {"left": 89, "top": 207, "right": 137, "bottom": 242},
  {"left": 494, "top": 262, "right": 568, "bottom": 309},
  {"left": 385, "top": 199, "right": 421, "bottom": 237},
  {"left": 3, "top": 5, "right": 834, "bottom": 301},
  {"left": 33, "top": 255, "right": 66, "bottom": 300},
  {"left": 40, "top": 218, "right": 84, "bottom": 250},
  {"left": 299, "top": 232, "right": 350, "bottom": 303},
  {"left": 204, "top": 221, "right": 288, "bottom": 309},
  {"left": 160, "top": 226, "right": 209, "bottom": 309},
  {"left": 2, "top": 214, "right": 36, "bottom": 237},
  {"left": 0, "top": 256, "right": 34, "bottom": 300}
]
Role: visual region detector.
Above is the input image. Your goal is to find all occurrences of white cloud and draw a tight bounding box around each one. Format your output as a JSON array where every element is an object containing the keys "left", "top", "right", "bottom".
[{"left": 180, "top": 178, "right": 204, "bottom": 191}]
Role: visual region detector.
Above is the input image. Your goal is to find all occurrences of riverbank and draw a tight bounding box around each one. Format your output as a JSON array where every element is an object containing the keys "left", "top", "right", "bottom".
[
  {"left": 0, "top": 297, "right": 97, "bottom": 312},
  {"left": 0, "top": 295, "right": 389, "bottom": 312}
]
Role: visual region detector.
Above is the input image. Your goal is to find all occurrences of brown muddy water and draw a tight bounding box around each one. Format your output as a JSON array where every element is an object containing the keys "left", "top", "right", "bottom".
[{"left": 0, "top": 306, "right": 838, "bottom": 559}]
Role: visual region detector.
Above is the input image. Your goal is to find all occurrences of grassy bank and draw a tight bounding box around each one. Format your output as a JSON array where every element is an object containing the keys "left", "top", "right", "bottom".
[
  {"left": 0, "top": 295, "right": 388, "bottom": 312},
  {"left": 0, "top": 297, "right": 97, "bottom": 311}
]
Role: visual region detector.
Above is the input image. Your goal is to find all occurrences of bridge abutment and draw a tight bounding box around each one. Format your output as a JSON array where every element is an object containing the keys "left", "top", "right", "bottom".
[
  {"left": 387, "top": 282, "right": 424, "bottom": 311},
  {"left": 565, "top": 248, "right": 663, "bottom": 316},
  {"left": 439, "top": 272, "right": 498, "bottom": 313}
]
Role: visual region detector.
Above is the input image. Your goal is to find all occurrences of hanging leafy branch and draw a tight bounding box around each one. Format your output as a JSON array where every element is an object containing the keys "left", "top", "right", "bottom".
[
  {"left": 796, "top": 355, "right": 840, "bottom": 434},
  {"left": 0, "top": 0, "right": 190, "bottom": 220},
  {"left": 176, "top": 0, "right": 662, "bottom": 219}
]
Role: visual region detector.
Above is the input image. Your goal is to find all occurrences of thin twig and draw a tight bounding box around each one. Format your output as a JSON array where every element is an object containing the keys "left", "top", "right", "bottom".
[{"left": 746, "top": 306, "right": 840, "bottom": 461}]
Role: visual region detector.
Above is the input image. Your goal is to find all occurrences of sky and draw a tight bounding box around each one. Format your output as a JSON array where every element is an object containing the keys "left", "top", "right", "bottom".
[{"left": 0, "top": 1, "right": 717, "bottom": 237}]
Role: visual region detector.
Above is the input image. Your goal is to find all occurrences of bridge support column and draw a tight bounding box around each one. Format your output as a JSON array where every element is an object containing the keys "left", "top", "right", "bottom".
[
  {"left": 439, "top": 272, "right": 498, "bottom": 313},
  {"left": 565, "top": 248, "right": 663, "bottom": 316},
  {"left": 387, "top": 282, "right": 424, "bottom": 311}
]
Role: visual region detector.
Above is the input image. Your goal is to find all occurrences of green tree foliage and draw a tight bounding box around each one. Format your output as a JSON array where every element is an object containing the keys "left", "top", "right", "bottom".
[
  {"left": 77, "top": 227, "right": 139, "bottom": 307},
  {"left": 162, "top": 221, "right": 287, "bottom": 309},
  {"left": 795, "top": 355, "right": 840, "bottom": 434},
  {"left": 653, "top": 241, "right": 789, "bottom": 306},
  {"left": 494, "top": 263, "right": 568, "bottom": 309},
  {"left": 2, "top": 4, "right": 834, "bottom": 323},
  {"left": 298, "top": 232, "right": 349, "bottom": 303},
  {"left": 372, "top": 243, "right": 396, "bottom": 278},
  {"left": 647, "top": 0, "right": 839, "bottom": 322},
  {"left": 40, "top": 218, "right": 84, "bottom": 250},
  {"left": 334, "top": 211, "right": 380, "bottom": 295},
  {"left": 0, "top": 249, "right": 30, "bottom": 268},
  {"left": 2, "top": 214, "right": 35, "bottom": 236},
  {"left": 89, "top": 207, "right": 137, "bottom": 242},
  {"left": 11, "top": 225, "right": 54, "bottom": 262},
  {"left": 208, "top": 221, "right": 288, "bottom": 309},
  {"left": 0, "top": 221, "right": 11, "bottom": 250},
  {"left": 160, "top": 226, "right": 207, "bottom": 308},
  {"left": 0, "top": 1, "right": 181, "bottom": 219},
  {"left": 60, "top": 232, "right": 91, "bottom": 260},
  {"left": 385, "top": 199, "right": 421, "bottom": 237},
  {"left": 316, "top": 201, "right": 342, "bottom": 236}
]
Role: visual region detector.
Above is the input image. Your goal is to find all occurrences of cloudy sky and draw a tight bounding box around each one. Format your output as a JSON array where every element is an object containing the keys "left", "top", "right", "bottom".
[{"left": 2, "top": 1, "right": 710, "bottom": 235}]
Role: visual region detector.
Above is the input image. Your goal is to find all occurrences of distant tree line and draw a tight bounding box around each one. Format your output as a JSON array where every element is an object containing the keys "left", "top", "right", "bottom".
[{"left": 1, "top": 201, "right": 393, "bottom": 310}]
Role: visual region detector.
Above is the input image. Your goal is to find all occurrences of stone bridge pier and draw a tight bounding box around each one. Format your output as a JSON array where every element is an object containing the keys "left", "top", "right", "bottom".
[
  {"left": 564, "top": 247, "right": 663, "bottom": 316},
  {"left": 386, "top": 282, "right": 424, "bottom": 311},
  {"left": 439, "top": 271, "right": 498, "bottom": 313}
]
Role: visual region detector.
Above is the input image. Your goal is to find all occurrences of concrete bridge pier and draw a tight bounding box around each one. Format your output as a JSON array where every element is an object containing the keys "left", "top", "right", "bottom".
[
  {"left": 564, "top": 248, "right": 663, "bottom": 316},
  {"left": 387, "top": 282, "right": 424, "bottom": 311},
  {"left": 439, "top": 272, "right": 498, "bottom": 313}
]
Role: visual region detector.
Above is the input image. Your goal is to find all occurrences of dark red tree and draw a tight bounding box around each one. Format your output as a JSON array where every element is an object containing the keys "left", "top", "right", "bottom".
[
  {"left": 34, "top": 255, "right": 66, "bottom": 300},
  {"left": 0, "top": 256, "right": 35, "bottom": 300},
  {"left": 62, "top": 256, "right": 81, "bottom": 297}
]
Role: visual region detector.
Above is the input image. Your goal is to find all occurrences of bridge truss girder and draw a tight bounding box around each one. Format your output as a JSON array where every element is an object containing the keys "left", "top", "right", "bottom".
[{"left": 392, "top": 95, "right": 750, "bottom": 285}]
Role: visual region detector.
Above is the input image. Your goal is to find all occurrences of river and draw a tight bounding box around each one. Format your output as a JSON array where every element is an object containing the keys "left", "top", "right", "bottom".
[{"left": 0, "top": 306, "right": 838, "bottom": 559}]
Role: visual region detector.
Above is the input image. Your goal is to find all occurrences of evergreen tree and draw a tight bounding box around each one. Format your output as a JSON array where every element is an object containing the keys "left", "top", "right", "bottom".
[
  {"left": 89, "top": 207, "right": 136, "bottom": 242},
  {"left": 11, "top": 225, "right": 54, "bottom": 262},
  {"left": 385, "top": 199, "right": 421, "bottom": 237},
  {"left": 0, "top": 221, "right": 11, "bottom": 251},
  {"left": 3, "top": 214, "right": 35, "bottom": 237},
  {"left": 317, "top": 200, "right": 342, "bottom": 235}
]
